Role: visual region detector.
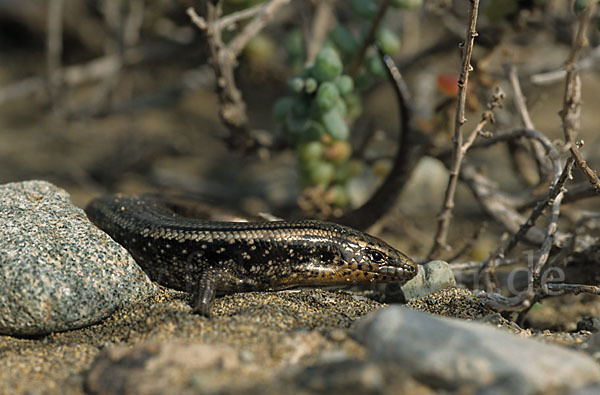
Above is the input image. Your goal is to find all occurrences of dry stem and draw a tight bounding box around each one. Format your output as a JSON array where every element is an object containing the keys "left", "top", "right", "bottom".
[
  {"left": 428, "top": 0, "right": 480, "bottom": 260},
  {"left": 561, "top": 2, "right": 600, "bottom": 193},
  {"left": 506, "top": 64, "right": 551, "bottom": 181},
  {"left": 187, "top": 0, "right": 289, "bottom": 150}
]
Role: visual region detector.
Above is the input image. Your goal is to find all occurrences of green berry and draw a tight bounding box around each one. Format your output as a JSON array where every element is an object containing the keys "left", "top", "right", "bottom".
[
  {"left": 320, "top": 107, "right": 349, "bottom": 140},
  {"left": 298, "top": 141, "right": 324, "bottom": 162},
  {"left": 349, "top": 0, "right": 377, "bottom": 18},
  {"left": 304, "top": 77, "right": 318, "bottom": 94},
  {"left": 330, "top": 25, "right": 358, "bottom": 56},
  {"left": 376, "top": 27, "right": 401, "bottom": 55},
  {"left": 291, "top": 97, "right": 310, "bottom": 117},
  {"left": 366, "top": 55, "right": 386, "bottom": 78},
  {"left": 303, "top": 121, "right": 326, "bottom": 142},
  {"left": 316, "top": 82, "right": 341, "bottom": 113},
  {"left": 334, "top": 75, "right": 354, "bottom": 96},
  {"left": 312, "top": 47, "right": 343, "bottom": 82},
  {"left": 307, "top": 160, "right": 335, "bottom": 186},
  {"left": 335, "top": 98, "right": 347, "bottom": 118},
  {"left": 273, "top": 96, "right": 295, "bottom": 122},
  {"left": 244, "top": 33, "right": 275, "bottom": 66},
  {"left": 573, "top": 0, "right": 593, "bottom": 13},
  {"left": 328, "top": 184, "right": 349, "bottom": 207},
  {"left": 345, "top": 93, "right": 362, "bottom": 120},
  {"left": 391, "top": 0, "right": 423, "bottom": 10},
  {"left": 285, "top": 29, "right": 303, "bottom": 59},
  {"left": 288, "top": 77, "right": 305, "bottom": 93},
  {"left": 285, "top": 111, "right": 310, "bottom": 135}
]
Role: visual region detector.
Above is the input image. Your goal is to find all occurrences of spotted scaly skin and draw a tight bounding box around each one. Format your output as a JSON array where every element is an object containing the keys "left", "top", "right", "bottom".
[{"left": 85, "top": 194, "right": 417, "bottom": 316}]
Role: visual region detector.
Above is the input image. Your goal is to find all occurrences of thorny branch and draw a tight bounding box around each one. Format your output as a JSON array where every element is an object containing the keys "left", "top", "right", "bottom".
[
  {"left": 530, "top": 44, "right": 600, "bottom": 85},
  {"left": 473, "top": 4, "right": 600, "bottom": 314},
  {"left": 187, "top": 0, "right": 290, "bottom": 150},
  {"left": 428, "top": 0, "right": 480, "bottom": 260},
  {"left": 560, "top": 2, "right": 600, "bottom": 194},
  {"left": 476, "top": 157, "right": 574, "bottom": 309},
  {"left": 506, "top": 64, "right": 551, "bottom": 183}
]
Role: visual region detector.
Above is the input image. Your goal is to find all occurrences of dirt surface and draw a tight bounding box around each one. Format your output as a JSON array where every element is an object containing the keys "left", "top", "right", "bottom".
[{"left": 1, "top": 286, "right": 597, "bottom": 394}]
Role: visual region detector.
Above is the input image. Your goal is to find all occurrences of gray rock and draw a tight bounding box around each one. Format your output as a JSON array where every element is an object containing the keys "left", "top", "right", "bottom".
[
  {"left": 355, "top": 306, "right": 600, "bottom": 394},
  {"left": 401, "top": 260, "right": 456, "bottom": 300},
  {"left": 85, "top": 341, "right": 240, "bottom": 394},
  {"left": 0, "top": 180, "right": 158, "bottom": 335}
]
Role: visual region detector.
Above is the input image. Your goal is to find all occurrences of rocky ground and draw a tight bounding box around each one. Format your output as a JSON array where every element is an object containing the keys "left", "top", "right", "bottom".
[{"left": 2, "top": 285, "right": 600, "bottom": 394}]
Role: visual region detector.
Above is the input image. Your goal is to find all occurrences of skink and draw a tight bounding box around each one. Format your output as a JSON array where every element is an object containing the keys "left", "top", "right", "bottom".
[{"left": 85, "top": 194, "right": 417, "bottom": 316}]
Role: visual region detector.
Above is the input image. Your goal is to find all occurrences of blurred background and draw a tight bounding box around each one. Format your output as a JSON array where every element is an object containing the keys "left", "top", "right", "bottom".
[{"left": 1, "top": 0, "right": 599, "bottom": 262}]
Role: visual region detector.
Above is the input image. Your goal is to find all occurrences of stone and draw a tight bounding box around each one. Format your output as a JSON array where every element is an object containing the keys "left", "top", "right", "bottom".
[
  {"left": 401, "top": 260, "right": 456, "bottom": 300},
  {"left": 0, "top": 180, "right": 158, "bottom": 335},
  {"left": 355, "top": 306, "right": 600, "bottom": 394},
  {"left": 85, "top": 341, "right": 239, "bottom": 394}
]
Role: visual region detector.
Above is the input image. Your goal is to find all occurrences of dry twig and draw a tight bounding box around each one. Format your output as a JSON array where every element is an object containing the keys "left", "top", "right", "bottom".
[
  {"left": 506, "top": 64, "right": 551, "bottom": 182},
  {"left": 476, "top": 4, "right": 600, "bottom": 313},
  {"left": 428, "top": 0, "right": 481, "bottom": 260},
  {"left": 477, "top": 157, "right": 574, "bottom": 308},
  {"left": 531, "top": 45, "right": 600, "bottom": 85},
  {"left": 187, "top": 0, "right": 289, "bottom": 150},
  {"left": 560, "top": 3, "right": 600, "bottom": 194}
]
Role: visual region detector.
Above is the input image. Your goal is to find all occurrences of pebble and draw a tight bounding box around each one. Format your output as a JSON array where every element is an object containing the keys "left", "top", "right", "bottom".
[
  {"left": 0, "top": 180, "right": 158, "bottom": 335},
  {"left": 578, "top": 317, "right": 600, "bottom": 333},
  {"left": 401, "top": 260, "right": 456, "bottom": 300},
  {"left": 85, "top": 341, "right": 240, "bottom": 394},
  {"left": 354, "top": 306, "right": 600, "bottom": 394}
]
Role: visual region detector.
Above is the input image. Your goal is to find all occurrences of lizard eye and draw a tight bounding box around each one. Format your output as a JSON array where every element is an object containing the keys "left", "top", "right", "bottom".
[{"left": 365, "top": 249, "right": 386, "bottom": 264}]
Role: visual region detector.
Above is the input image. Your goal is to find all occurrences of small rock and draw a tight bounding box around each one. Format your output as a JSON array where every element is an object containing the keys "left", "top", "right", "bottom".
[
  {"left": 579, "top": 333, "right": 600, "bottom": 362},
  {"left": 295, "top": 359, "right": 430, "bottom": 395},
  {"left": 296, "top": 360, "right": 386, "bottom": 395},
  {"left": 355, "top": 306, "right": 600, "bottom": 394},
  {"left": 0, "top": 180, "right": 158, "bottom": 335},
  {"left": 85, "top": 341, "right": 239, "bottom": 394},
  {"left": 401, "top": 260, "right": 456, "bottom": 300},
  {"left": 578, "top": 317, "right": 600, "bottom": 333}
]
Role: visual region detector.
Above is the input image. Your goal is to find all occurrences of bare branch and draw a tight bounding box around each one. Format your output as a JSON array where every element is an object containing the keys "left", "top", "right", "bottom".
[
  {"left": 506, "top": 64, "right": 551, "bottom": 182},
  {"left": 216, "top": 2, "right": 264, "bottom": 30},
  {"left": 0, "top": 41, "right": 183, "bottom": 105},
  {"left": 544, "top": 283, "right": 600, "bottom": 296},
  {"left": 475, "top": 291, "right": 531, "bottom": 312},
  {"left": 531, "top": 45, "right": 600, "bottom": 85},
  {"left": 529, "top": 157, "right": 574, "bottom": 287},
  {"left": 428, "top": 0, "right": 481, "bottom": 260},
  {"left": 228, "top": 0, "right": 291, "bottom": 57},
  {"left": 187, "top": 0, "right": 289, "bottom": 150},
  {"left": 461, "top": 86, "right": 504, "bottom": 154},
  {"left": 503, "top": 157, "right": 574, "bottom": 260},
  {"left": 560, "top": 3, "right": 600, "bottom": 193}
]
